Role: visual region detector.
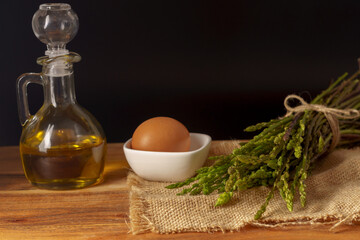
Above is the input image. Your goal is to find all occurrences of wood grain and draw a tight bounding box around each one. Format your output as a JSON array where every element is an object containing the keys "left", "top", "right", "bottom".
[{"left": 0, "top": 142, "right": 359, "bottom": 240}]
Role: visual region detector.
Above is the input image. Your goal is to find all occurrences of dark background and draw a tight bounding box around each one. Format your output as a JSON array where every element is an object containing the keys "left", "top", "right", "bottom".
[{"left": 1, "top": 0, "right": 360, "bottom": 146}]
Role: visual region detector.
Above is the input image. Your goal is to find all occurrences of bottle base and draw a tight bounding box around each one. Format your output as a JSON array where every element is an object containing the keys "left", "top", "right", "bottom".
[{"left": 30, "top": 177, "right": 103, "bottom": 190}]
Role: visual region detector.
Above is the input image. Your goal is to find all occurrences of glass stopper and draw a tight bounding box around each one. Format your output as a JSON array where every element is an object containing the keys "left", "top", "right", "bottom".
[{"left": 32, "top": 3, "right": 79, "bottom": 57}]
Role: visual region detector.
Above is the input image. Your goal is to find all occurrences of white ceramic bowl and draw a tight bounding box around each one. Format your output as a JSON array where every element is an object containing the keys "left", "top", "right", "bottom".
[{"left": 123, "top": 133, "right": 211, "bottom": 182}]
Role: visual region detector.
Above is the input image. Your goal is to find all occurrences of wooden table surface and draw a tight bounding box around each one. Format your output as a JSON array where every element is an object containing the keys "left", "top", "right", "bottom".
[{"left": 1, "top": 142, "right": 360, "bottom": 240}]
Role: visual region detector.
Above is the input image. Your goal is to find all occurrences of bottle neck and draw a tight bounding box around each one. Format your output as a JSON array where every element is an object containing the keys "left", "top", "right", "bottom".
[{"left": 43, "top": 64, "right": 77, "bottom": 107}]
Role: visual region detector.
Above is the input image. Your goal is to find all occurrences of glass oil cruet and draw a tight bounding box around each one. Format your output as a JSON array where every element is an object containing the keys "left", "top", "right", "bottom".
[{"left": 16, "top": 3, "right": 107, "bottom": 190}]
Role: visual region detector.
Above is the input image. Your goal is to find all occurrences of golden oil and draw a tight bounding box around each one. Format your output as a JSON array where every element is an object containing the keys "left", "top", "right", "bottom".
[{"left": 20, "top": 131, "right": 106, "bottom": 190}]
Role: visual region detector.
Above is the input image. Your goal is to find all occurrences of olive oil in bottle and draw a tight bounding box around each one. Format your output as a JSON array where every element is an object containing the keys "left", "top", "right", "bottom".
[
  {"left": 20, "top": 133, "right": 106, "bottom": 189},
  {"left": 16, "top": 4, "right": 107, "bottom": 190}
]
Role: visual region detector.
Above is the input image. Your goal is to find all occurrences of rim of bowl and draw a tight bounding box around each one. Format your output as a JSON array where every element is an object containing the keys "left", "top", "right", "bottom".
[{"left": 123, "top": 133, "right": 211, "bottom": 155}]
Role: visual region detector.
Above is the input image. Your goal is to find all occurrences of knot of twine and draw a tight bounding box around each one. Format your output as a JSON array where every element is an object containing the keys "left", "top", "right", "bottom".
[{"left": 284, "top": 94, "right": 360, "bottom": 152}]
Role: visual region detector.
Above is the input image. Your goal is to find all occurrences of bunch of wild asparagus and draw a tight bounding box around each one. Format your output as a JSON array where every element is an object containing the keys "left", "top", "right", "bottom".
[{"left": 167, "top": 70, "right": 360, "bottom": 219}]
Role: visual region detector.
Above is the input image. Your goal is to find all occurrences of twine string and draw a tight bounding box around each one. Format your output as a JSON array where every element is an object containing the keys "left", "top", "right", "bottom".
[
  {"left": 284, "top": 94, "right": 360, "bottom": 152},
  {"left": 284, "top": 95, "right": 360, "bottom": 119}
]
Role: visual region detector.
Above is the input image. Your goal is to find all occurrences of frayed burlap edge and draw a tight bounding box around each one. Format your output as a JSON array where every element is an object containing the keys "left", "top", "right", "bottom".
[
  {"left": 128, "top": 174, "right": 157, "bottom": 234},
  {"left": 127, "top": 172, "right": 360, "bottom": 235}
]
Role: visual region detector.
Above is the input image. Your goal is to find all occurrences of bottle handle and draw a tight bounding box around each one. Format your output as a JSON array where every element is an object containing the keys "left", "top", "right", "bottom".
[{"left": 16, "top": 73, "right": 43, "bottom": 126}]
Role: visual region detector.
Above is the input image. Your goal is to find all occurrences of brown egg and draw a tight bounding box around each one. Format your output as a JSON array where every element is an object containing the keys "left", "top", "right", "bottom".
[{"left": 131, "top": 117, "right": 191, "bottom": 152}]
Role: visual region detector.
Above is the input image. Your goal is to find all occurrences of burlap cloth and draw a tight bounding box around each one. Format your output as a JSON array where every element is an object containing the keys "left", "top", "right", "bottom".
[{"left": 127, "top": 141, "right": 360, "bottom": 234}]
